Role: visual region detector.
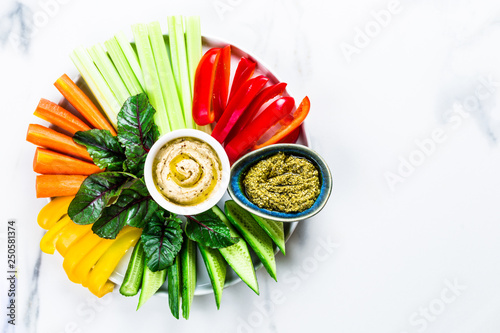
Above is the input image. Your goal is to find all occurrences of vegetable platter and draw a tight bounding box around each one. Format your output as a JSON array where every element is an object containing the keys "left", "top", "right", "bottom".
[{"left": 27, "top": 15, "right": 317, "bottom": 320}]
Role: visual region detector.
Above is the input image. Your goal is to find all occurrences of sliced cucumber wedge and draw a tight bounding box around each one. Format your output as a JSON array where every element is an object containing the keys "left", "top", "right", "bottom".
[
  {"left": 181, "top": 235, "right": 197, "bottom": 319},
  {"left": 199, "top": 244, "right": 226, "bottom": 309},
  {"left": 224, "top": 201, "right": 277, "bottom": 281},
  {"left": 211, "top": 205, "right": 259, "bottom": 294},
  {"left": 250, "top": 214, "right": 286, "bottom": 255},
  {"left": 137, "top": 266, "right": 167, "bottom": 310},
  {"left": 167, "top": 256, "right": 181, "bottom": 319},
  {"left": 119, "top": 241, "right": 145, "bottom": 297}
]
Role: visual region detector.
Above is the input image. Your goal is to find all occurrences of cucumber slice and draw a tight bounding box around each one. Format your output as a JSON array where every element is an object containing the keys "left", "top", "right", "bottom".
[
  {"left": 167, "top": 256, "right": 181, "bottom": 319},
  {"left": 224, "top": 201, "right": 277, "bottom": 281},
  {"left": 119, "top": 241, "right": 145, "bottom": 296},
  {"left": 211, "top": 205, "right": 259, "bottom": 294},
  {"left": 250, "top": 214, "right": 286, "bottom": 255},
  {"left": 137, "top": 266, "right": 166, "bottom": 310},
  {"left": 199, "top": 245, "right": 226, "bottom": 309},
  {"left": 181, "top": 235, "right": 197, "bottom": 319}
]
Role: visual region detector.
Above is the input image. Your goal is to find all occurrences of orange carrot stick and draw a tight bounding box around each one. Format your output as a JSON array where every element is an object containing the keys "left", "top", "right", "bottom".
[
  {"left": 54, "top": 74, "right": 117, "bottom": 135},
  {"left": 33, "top": 148, "right": 103, "bottom": 175},
  {"left": 34, "top": 98, "right": 91, "bottom": 135},
  {"left": 36, "top": 175, "right": 87, "bottom": 198},
  {"left": 27, "top": 124, "right": 93, "bottom": 162}
]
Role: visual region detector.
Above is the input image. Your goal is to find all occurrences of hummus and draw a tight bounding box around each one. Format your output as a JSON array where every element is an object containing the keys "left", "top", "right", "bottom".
[{"left": 154, "top": 137, "right": 222, "bottom": 206}]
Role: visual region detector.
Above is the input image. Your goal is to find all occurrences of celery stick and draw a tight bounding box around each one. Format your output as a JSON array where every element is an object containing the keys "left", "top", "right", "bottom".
[
  {"left": 167, "top": 16, "right": 181, "bottom": 97},
  {"left": 88, "top": 44, "right": 130, "bottom": 106},
  {"left": 185, "top": 16, "right": 202, "bottom": 96},
  {"left": 105, "top": 37, "right": 143, "bottom": 96},
  {"left": 186, "top": 16, "right": 206, "bottom": 132},
  {"left": 170, "top": 15, "right": 194, "bottom": 129},
  {"left": 148, "top": 21, "right": 185, "bottom": 131},
  {"left": 70, "top": 47, "right": 119, "bottom": 127},
  {"left": 132, "top": 23, "right": 171, "bottom": 135},
  {"left": 115, "top": 31, "right": 145, "bottom": 89}
]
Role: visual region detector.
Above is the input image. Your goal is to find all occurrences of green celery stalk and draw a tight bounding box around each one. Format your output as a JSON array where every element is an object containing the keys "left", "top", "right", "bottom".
[
  {"left": 185, "top": 16, "right": 210, "bottom": 133},
  {"left": 115, "top": 31, "right": 145, "bottom": 89},
  {"left": 169, "top": 16, "right": 194, "bottom": 129},
  {"left": 131, "top": 23, "right": 171, "bottom": 135},
  {"left": 167, "top": 16, "right": 181, "bottom": 97},
  {"left": 104, "top": 37, "right": 143, "bottom": 96},
  {"left": 70, "top": 46, "right": 120, "bottom": 127},
  {"left": 88, "top": 44, "right": 130, "bottom": 106},
  {"left": 185, "top": 16, "right": 201, "bottom": 96},
  {"left": 148, "top": 21, "right": 185, "bottom": 131}
]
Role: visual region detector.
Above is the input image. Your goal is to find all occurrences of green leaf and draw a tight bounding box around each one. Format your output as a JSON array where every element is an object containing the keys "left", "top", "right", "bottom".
[
  {"left": 141, "top": 212, "right": 183, "bottom": 272},
  {"left": 91, "top": 180, "right": 158, "bottom": 239},
  {"left": 185, "top": 209, "right": 238, "bottom": 249},
  {"left": 73, "top": 129, "right": 126, "bottom": 171},
  {"left": 117, "top": 93, "right": 160, "bottom": 176},
  {"left": 68, "top": 172, "right": 131, "bottom": 225}
]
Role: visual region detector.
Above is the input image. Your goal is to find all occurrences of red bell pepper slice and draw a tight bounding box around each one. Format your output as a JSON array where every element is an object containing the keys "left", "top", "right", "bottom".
[
  {"left": 225, "top": 97, "right": 295, "bottom": 163},
  {"left": 192, "top": 48, "right": 221, "bottom": 126},
  {"left": 278, "top": 126, "right": 301, "bottom": 144},
  {"left": 225, "top": 82, "right": 287, "bottom": 144},
  {"left": 211, "top": 75, "right": 268, "bottom": 144},
  {"left": 228, "top": 57, "right": 256, "bottom": 103},
  {"left": 254, "top": 96, "right": 310, "bottom": 149},
  {"left": 212, "top": 45, "right": 231, "bottom": 122}
]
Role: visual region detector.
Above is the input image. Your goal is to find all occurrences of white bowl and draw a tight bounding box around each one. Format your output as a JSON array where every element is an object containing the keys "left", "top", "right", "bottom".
[{"left": 144, "top": 129, "right": 230, "bottom": 215}]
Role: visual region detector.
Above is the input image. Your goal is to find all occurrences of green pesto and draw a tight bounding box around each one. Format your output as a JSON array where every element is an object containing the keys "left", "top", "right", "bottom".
[{"left": 243, "top": 152, "right": 320, "bottom": 213}]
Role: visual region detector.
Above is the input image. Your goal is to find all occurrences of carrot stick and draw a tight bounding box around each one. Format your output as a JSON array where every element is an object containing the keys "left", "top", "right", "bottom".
[
  {"left": 36, "top": 175, "right": 87, "bottom": 198},
  {"left": 33, "top": 148, "right": 103, "bottom": 175},
  {"left": 34, "top": 98, "right": 91, "bottom": 135},
  {"left": 54, "top": 74, "right": 117, "bottom": 135},
  {"left": 27, "top": 124, "right": 93, "bottom": 162}
]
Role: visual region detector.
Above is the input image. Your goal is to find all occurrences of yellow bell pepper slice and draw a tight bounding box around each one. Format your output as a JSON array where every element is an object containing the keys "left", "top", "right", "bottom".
[
  {"left": 37, "top": 196, "right": 74, "bottom": 229},
  {"left": 87, "top": 227, "right": 142, "bottom": 297},
  {"left": 63, "top": 232, "right": 103, "bottom": 283},
  {"left": 74, "top": 226, "right": 135, "bottom": 286},
  {"left": 40, "top": 215, "right": 71, "bottom": 254},
  {"left": 55, "top": 221, "right": 93, "bottom": 257},
  {"left": 74, "top": 238, "right": 115, "bottom": 286},
  {"left": 94, "top": 281, "right": 115, "bottom": 298}
]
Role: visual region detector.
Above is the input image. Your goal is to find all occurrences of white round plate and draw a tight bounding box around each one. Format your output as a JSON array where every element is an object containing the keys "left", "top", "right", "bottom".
[{"left": 52, "top": 36, "right": 309, "bottom": 296}]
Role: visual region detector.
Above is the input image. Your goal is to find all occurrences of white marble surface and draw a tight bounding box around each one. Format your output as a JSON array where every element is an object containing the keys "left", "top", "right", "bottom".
[{"left": 2, "top": 0, "right": 500, "bottom": 332}]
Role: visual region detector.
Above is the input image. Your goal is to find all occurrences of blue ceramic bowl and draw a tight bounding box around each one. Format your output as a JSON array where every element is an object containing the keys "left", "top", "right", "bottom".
[{"left": 228, "top": 144, "right": 333, "bottom": 222}]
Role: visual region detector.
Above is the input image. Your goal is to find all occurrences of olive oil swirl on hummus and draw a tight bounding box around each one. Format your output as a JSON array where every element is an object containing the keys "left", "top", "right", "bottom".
[{"left": 153, "top": 137, "right": 222, "bottom": 206}]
